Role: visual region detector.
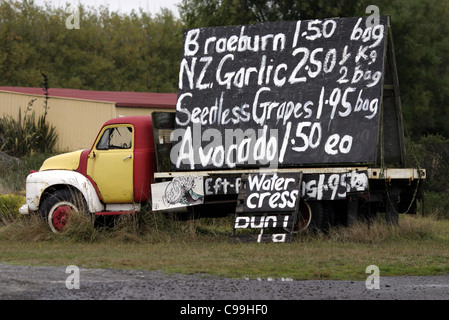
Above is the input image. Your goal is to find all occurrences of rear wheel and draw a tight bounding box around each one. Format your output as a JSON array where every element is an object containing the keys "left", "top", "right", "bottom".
[
  {"left": 40, "top": 189, "right": 89, "bottom": 233},
  {"left": 287, "top": 201, "right": 321, "bottom": 234},
  {"left": 292, "top": 201, "right": 312, "bottom": 233}
]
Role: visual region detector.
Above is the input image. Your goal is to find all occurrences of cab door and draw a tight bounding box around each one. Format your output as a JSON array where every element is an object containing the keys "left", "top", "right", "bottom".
[{"left": 87, "top": 124, "right": 134, "bottom": 203}]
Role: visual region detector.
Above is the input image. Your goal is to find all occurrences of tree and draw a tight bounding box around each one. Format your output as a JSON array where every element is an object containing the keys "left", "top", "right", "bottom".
[
  {"left": 178, "top": 0, "right": 365, "bottom": 28},
  {"left": 0, "top": 0, "right": 183, "bottom": 93},
  {"left": 376, "top": 0, "right": 449, "bottom": 139},
  {"left": 178, "top": 0, "right": 449, "bottom": 140},
  {"left": 1, "top": 0, "right": 448, "bottom": 140}
]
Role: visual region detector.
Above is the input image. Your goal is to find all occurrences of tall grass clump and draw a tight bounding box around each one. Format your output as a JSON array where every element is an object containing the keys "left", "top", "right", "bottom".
[
  {"left": 56, "top": 211, "right": 102, "bottom": 243},
  {"left": 0, "top": 213, "right": 53, "bottom": 242},
  {"left": 105, "top": 205, "right": 213, "bottom": 243},
  {"left": 0, "top": 207, "right": 102, "bottom": 243},
  {"left": 296, "top": 214, "right": 439, "bottom": 244},
  {"left": 0, "top": 186, "right": 231, "bottom": 244},
  {"left": 89, "top": 204, "right": 232, "bottom": 244}
]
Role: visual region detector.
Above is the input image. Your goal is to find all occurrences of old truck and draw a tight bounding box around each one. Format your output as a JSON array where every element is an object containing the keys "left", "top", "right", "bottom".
[{"left": 20, "top": 16, "right": 425, "bottom": 240}]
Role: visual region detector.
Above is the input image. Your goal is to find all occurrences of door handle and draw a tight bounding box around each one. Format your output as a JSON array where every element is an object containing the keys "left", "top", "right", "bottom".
[{"left": 123, "top": 155, "right": 132, "bottom": 161}]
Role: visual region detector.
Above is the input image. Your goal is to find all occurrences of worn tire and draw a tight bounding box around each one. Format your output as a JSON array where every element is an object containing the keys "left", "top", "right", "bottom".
[
  {"left": 39, "top": 189, "right": 89, "bottom": 233},
  {"left": 287, "top": 201, "right": 312, "bottom": 234}
]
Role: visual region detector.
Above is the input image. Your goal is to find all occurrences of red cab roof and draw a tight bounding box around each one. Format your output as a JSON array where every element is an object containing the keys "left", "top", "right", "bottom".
[{"left": 0, "top": 86, "right": 176, "bottom": 109}]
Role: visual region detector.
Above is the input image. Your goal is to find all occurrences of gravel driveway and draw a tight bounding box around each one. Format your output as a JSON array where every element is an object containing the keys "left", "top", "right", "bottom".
[{"left": 1, "top": 263, "right": 449, "bottom": 301}]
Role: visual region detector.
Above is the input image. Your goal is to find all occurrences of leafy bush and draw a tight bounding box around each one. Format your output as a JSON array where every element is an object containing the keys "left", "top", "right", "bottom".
[
  {"left": 0, "top": 108, "right": 58, "bottom": 158},
  {"left": 0, "top": 194, "right": 26, "bottom": 226},
  {"left": 0, "top": 105, "right": 37, "bottom": 157},
  {"left": 406, "top": 134, "right": 449, "bottom": 219},
  {"left": 406, "top": 134, "right": 449, "bottom": 194},
  {"left": 0, "top": 74, "right": 58, "bottom": 158},
  {"left": 422, "top": 191, "right": 449, "bottom": 220}
]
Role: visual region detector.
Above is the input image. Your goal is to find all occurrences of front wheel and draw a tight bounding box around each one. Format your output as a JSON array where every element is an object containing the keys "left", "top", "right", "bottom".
[{"left": 40, "top": 189, "right": 89, "bottom": 233}]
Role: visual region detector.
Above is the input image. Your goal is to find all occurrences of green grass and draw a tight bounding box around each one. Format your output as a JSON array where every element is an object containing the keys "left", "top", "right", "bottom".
[{"left": 0, "top": 211, "right": 448, "bottom": 281}]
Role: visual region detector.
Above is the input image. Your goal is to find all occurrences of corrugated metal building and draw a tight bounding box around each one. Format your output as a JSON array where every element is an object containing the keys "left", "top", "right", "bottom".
[{"left": 0, "top": 87, "right": 176, "bottom": 152}]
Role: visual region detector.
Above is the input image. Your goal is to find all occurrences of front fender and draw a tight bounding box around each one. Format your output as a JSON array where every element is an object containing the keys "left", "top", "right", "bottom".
[{"left": 24, "top": 170, "right": 104, "bottom": 213}]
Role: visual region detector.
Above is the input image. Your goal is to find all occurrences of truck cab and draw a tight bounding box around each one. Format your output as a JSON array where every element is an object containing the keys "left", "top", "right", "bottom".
[{"left": 20, "top": 116, "right": 156, "bottom": 232}]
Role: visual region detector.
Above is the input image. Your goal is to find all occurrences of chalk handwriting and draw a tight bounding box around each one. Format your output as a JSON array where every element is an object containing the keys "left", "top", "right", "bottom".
[{"left": 205, "top": 171, "right": 369, "bottom": 201}]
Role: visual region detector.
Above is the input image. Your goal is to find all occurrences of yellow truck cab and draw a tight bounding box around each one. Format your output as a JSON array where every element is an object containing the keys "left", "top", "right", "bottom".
[{"left": 20, "top": 116, "right": 156, "bottom": 232}]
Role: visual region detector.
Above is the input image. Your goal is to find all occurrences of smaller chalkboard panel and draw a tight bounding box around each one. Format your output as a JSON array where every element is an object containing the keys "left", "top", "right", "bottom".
[
  {"left": 243, "top": 172, "right": 301, "bottom": 212},
  {"left": 301, "top": 170, "right": 369, "bottom": 201},
  {"left": 232, "top": 172, "right": 303, "bottom": 243}
]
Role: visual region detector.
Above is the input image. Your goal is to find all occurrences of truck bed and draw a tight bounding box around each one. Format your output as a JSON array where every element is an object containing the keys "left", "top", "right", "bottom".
[{"left": 154, "top": 167, "right": 425, "bottom": 181}]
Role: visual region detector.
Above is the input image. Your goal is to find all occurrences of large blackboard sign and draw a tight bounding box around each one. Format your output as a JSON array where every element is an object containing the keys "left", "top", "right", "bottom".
[{"left": 172, "top": 16, "right": 387, "bottom": 170}]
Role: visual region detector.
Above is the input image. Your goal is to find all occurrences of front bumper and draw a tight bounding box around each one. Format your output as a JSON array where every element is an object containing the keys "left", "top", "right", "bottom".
[{"left": 19, "top": 204, "right": 29, "bottom": 215}]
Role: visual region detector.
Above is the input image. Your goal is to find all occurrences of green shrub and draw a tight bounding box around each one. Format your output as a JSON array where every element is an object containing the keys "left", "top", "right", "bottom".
[
  {"left": 0, "top": 194, "right": 26, "bottom": 225},
  {"left": 406, "top": 134, "right": 449, "bottom": 219},
  {"left": 406, "top": 134, "right": 449, "bottom": 194},
  {"left": 0, "top": 106, "right": 58, "bottom": 158},
  {"left": 0, "top": 74, "right": 58, "bottom": 158},
  {"left": 0, "top": 106, "right": 38, "bottom": 158},
  {"left": 422, "top": 191, "right": 449, "bottom": 219}
]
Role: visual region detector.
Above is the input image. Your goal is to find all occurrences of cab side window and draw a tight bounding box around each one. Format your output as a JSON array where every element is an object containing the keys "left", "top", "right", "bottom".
[{"left": 97, "top": 126, "right": 133, "bottom": 150}]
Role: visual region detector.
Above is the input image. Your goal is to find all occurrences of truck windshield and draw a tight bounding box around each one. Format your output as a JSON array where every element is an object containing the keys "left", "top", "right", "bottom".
[{"left": 97, "top": 126, "right": 133, "bottom": 150}]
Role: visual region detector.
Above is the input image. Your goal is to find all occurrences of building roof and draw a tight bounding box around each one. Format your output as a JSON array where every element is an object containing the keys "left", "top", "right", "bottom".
[{"left": 0, "top": 86, "right": 177, "bottom": 109}]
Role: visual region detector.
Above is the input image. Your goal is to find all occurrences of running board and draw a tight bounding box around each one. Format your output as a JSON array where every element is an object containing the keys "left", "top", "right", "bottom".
[{"left": 95, "top": 203, "right": 141, "bottom": 216}]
